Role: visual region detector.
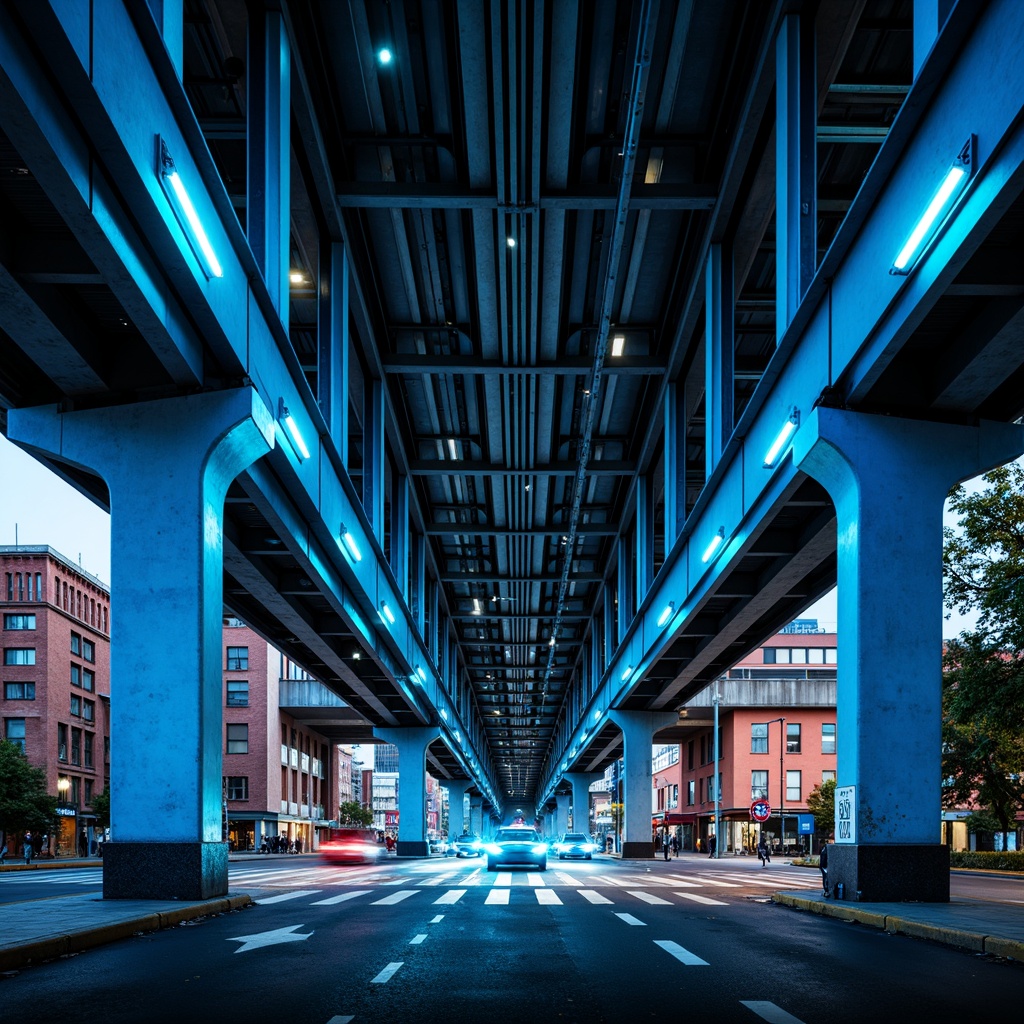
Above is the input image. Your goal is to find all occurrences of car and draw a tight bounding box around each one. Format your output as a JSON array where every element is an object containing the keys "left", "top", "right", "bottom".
[
  {"left": 552, "top": 832, "right": 597, "bottom": 860},
  {"left": 453, "top": 833, "right": 483, "bottom": 858},
  {"left": 320, "top": 827, "right": 383, "bottom": 865},
  {"left": 483, "top": 827, "right": 548, "bottom": 870}
]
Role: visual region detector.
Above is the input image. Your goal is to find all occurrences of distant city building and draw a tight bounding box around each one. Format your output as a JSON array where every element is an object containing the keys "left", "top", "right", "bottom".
[{"left": 0, "top": 546, "right": 111, "bottom": 856}]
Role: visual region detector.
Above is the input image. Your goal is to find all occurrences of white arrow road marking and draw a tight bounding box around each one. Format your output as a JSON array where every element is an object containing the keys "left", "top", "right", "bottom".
[
  {"left": 739, "top": 1001, "right": 808, "bottom": 1023},
  {"left": 372, "top": 889, "right": 420, "bottom": 905},
  {"left": 578, "top": 890, "right": 614, "bottom": 904},
  {"left": 676, "top": 892, "right": 728, "bottom": 906},
  {"left": 253, "top": 890, "right": 321, "bottom": 905},
  {"left": 311, "top": 890, "right": 372, "bottom": 905},
  {"left": 628, "top": 891, "right": 673, "bottom": 905},
  {"left": 371, "top": 962, "right": 404, "bottom": 984},
  {"left": 227, "top": 924, "right": 314, "bottom": 953},
  {"left": 614, "top": 913, "right": 646, "bottom": 926},
  {"left": 654, "top": 940, "right": 709, "bottom": 965}
]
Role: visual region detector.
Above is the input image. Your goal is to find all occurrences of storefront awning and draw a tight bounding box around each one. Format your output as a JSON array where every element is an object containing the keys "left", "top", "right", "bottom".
[{"left": 652, "top": 812, "right": 696, "bottom": 825}]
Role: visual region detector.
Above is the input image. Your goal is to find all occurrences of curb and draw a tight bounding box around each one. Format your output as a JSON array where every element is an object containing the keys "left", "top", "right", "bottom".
[
  {"left": 0, "top": 894, "right": 252, "bottom": 972},
  {"left": 773, "top": 893, "right": 1024, "bottom": 961}
]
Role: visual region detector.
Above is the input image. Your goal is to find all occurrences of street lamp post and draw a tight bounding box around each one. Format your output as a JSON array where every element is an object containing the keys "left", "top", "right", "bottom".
[
  {"left": 713, "top": 690, "right": 721, "bottom": 859},
  {"left": 768, "top": 718, "right": 785, "bottom": 855}
]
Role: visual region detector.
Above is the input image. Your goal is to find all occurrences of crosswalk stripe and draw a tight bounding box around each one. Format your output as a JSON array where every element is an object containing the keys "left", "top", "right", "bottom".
[
  {"left": 578, "top": 889, "right": 614, "bottom": 904},
  {"left": 433, "top": 889, "right": 466, "bottom": 905},
  {"left": 665, "top": 874, "right": 738, "bottom": 887},
  {"left": 485, "top": 889, "right": 510, "bottom": 905},
  {"left": 676, "top": 892, "right": 729, "bottom": 906},
  {"left": 254, "top": 890, "right": 321, "bottom": 904},
  {"left": 628, "top": 890, "right": 673, "bottom": 905},
  {"left": 536, "top": 889, "right": 562, "bottom": 905},
  {"left": 311, "top": 890, "right": 372, "bottom": 905},
  {"left": 654, "top": 939, "right": 709, "bottom": 966},
  {"left": 526, "top": 873, "right": 546, "bottom": 886},
  {"left": 594, "top": 875, "right": 626, "bottom": 886},
  {"left": 372, "top": 890, "right": 420, "bottom": 905},
  {"left": 615, "top": 913, "right": 646, "bottom": 926},
  {"left": 739, "top": 1001, "right": 808, "bottom": 1024},
  {"left": 492, "top": 872, "right": 512, "bottom": 886},
  {"left": 554, "top": 872, "right": 583, "bottom": 885}
]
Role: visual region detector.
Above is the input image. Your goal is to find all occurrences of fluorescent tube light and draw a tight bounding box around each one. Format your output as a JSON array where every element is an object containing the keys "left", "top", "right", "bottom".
[
  {"left": 891, "top": 137, "right": 974, "bottom": 275},
  {"left": 763, "top": 409, "right": 800, "bottom": 468},
  {"left": 611, "top": 334, "right": 625, "bottom": 357},
  {"left": 656, "top": 602, "right": 675, "bottom": 628},
  {"left": 339, "top": 523, "right": 362, "bottom": 562},
  {"left": 278, "top": 399, "right": 310, "bottom": 460},
  {"left": 701, "top": 527, "right": 725, "bottom": 564},
  {"left": 621, "top": 664, "right": 633, "bottom": 680},
  {"left": 380, "top": 601, "right": 396, "bottom": 625},
  {"left": 158, "top": 139, "right": 223, "bottom": 279}
]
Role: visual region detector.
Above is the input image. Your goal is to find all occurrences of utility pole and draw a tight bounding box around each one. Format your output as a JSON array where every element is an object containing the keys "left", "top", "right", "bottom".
[
  {"left": 769, "top": 717, "right": 786, "bottom": 855},
  {"left": 713, "top": 690, "right": 721, "bottom": 858}
]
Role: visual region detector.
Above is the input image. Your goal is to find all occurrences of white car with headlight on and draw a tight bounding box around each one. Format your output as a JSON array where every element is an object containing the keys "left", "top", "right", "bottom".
[
  {"left": 552, "top": 832, "right": 597, "bottom": 860},
  {"left": 454, "top": 833, "right": 482, "bottom": 858},
  {"left": 484, "top": 827, "right": 548, "bottom": 870}
]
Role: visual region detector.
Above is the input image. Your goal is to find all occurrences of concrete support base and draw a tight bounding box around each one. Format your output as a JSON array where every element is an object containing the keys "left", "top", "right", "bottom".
[
  {"left": 396, "top": 840, "right": 428, "bottom": 858},
  {"left": 103, "top": 842, "right": 228, "bottom": 900},
  {"left": 620, "top": 841, "right": 655, "bottom": 859},
  {"left": 828, "top": 844, "right": 950, "bottom": 903}
]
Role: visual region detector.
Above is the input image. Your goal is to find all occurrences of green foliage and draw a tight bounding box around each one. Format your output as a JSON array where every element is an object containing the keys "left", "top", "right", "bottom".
[
  {"left": 948, "top": 850, "right": 1024, "bottom": 871},
  {"left": 337, "top": 800, "right": 373, "bottom": 827},
  {"left": 90, "top": 786, "right": 110, "bottom": 829},
  {"left": 806, "top": 778, "right": 836, "bottom": 836},
  {"left": 0, "top": 740, "right": 57, "bottom": 838}
]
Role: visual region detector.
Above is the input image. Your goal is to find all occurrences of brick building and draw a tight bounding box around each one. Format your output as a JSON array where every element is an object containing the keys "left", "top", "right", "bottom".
[{"left": 1, "top": 546, "right": 111, "bottom": 856}]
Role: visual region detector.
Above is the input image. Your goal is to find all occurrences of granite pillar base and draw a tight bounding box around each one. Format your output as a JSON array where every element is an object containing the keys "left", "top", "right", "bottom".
[
  {"left": 828, "top": 843, "right": 949, "bottom": 903},
  {"left": 102, "top": 842, "right": 229, "bottom": 900},
  {"left": 620, "top": 841, "right": 655, "bottom": 859},
  {"left": 396, "top": 840, "right": 428, "bottom": 858}
]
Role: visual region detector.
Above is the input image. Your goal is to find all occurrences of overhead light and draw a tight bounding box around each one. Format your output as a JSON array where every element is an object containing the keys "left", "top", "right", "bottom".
[
  {"left": 506, "top": 236, "right": 516, "bottom": 248},
  {"left": 377, "top": 47, "right": 392, "bottom": 65},
  {"left": 701, "top": 527, "right": 725, "bottom": 564},
  {"left": 440, "top": 708, "right": 449, "bottom": 721},
  {"left": 380, "top": 601, "right": 396, "bottom": 626},
  {"left": 891, "top": 137, "right": 974, "bottom": 275},
  {"left": 611, "top": 334, "right": 625, "bottom": 357},
  {"left": 339, "top": 523, "right": 362, "bottom": 562},
  {"left": 473, "top": 598, "right": 482, "bottom": 614},
  {"left": 656, "top": 601, "right": 675, "bottom": 628},
  {"left": 447, "top": 438, "right": 459, "bottom": 459},
  {"left": 289, "top": 270, "right": 305, "bottom": 285},
  {"left": 593, "top": 708, "right": 602, "bottom": 720},
  {"left": 158, "top": 138, "right": 223, "bottom": 278},
  {"left": 416, "top": 665, "right": 427, "bottom": 683},
  {"left": 548, "top": 636, "right": 556, "bottom": 647},
  {"left": 621, "top": 664, "right": 633, "bottom": 681},
  {"left": 278, "top": 399, "right": 311, "bottom": 460},
  {"left": 763, "top": 408, "right": 800, "bottom": 468}
]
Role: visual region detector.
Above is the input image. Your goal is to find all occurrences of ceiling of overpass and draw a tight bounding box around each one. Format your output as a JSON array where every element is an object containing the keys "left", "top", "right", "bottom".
[{"left": 3, "top": 1, "right": 1024, "bottom": 814}]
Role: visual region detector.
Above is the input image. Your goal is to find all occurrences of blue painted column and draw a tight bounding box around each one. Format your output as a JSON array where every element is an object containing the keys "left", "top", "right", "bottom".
[
  {"left": 470, "top": 795, "right": 483, "bottom": 834},
  {"left": 794, "top": 408, "right": 1024, "bottom": 901},
  {"left": 609, "top": 710, "right": 677, "bottom": 858},
  {"left": 554, "top": 793, "right": 570, "bottom": 837},
  {"left": 374, "top": 726, "right": 440, "bottom": 857},
  {"left": 364, "top": 377, "right": 385, "bottom": 540},
  {"left": 664, "top": 383, "right": 687, "bottom": 546},
  {"left": 635, "top": 474, "right": 654, "bottom": 604},
  {"left": 444, "top": 779, "right": 471, "bottom": 839},
  {"left": 9, "top": 388, "right": 274, "bottom": 899},
  {"left": 705, "top": 243, "right": 734, "bottom": 475},
  {"left": 318, "top": 240, "right": 349, "bottom": 455},
  {"left": 565, "top": 771, "right": 604, "bottom": 837}
]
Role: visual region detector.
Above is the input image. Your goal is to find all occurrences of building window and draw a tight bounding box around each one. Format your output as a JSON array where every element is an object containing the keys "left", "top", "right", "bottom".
[
  {"left": 751, "top": 722, "right": 768, "bottom": 754},
  {"left": 4, "top": 682, "right": 35, "bottom": 700},
  {"left": 85, "top": 779, "right": 94, "bottom": 804},
  {"left": 763, "top": 647, "right": 776, "bottom": 664},
  {"left": 786, "top": 770, "right": 802, "bottom": 803},
  {"left": 71, "top": 664, "right": 81, "bottom": 687},
  {"left": 226, "top": 646, "right": 249, "bottom": 671},
  {"left": 3, "top": 648, "right": 36, "bottom": 665},
  {"left": 70, "top": 695, "right": 81, "bottom": 717},
  {"left": 82, "top": 669, "right": 94, "bottom": 692},
  {"left": 84, "top": 731, "right": 94, "bottom": 768},
  {"left": 226, "top": 680, "right": 250, "bottom": 707},
  {"left": 71, "top": 728, "right": 82, "bottom": 765},
  {"left": 687, "top": 780, "right": 695, "bottom": 806},
  {"left": 822, "top": 769, "right": 836, "bottom": 783},
  {"left": 687, "top": 739, "right": 694, "bottom": 770},
  {"left": 786, "top": 723, "right": 801, "bottom": 754},
  {"left": 4, "top": 573, "right": 11, "bottom": 601},
  {"left": 4, "top": 718, "right": 26, "bottom": 751},
  {"left": 82, "top": 639, "right": 95, "bottom": 663},
  {"left": 226, "top": 776, "right": 249, "bottom": 801},
  {"left": 58, "top": 723, "right": 68, "bottom": 762},
  {"left": 71, "top": 776, "right": 80, "bottom": 804},
  {"left": 83, "top": 700, "right": 95, "bottom": 723},
  {"left": 71, "top": 632, "right": 81, "bottom": 655},
  {"left": 4, "top": 613, "right": 36, "bottom": 630},
  {"left": 822, "top": 723, "right": 836, "bottom": 754},
  {"left": 226, "top": 723, "right": 248, "bottom": 754},
  {"left": 751, "top": 770, "right": 768, "bottom": 801}
]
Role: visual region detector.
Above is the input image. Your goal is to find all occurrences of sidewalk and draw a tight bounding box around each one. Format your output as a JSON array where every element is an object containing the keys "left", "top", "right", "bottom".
[{"left": 1, "top": 855, "right": 1022, "bottom": 971}]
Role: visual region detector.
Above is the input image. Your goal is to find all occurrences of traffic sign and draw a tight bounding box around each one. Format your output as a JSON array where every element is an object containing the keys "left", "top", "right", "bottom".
[{"left": 750, "top": 799, "right": 771, "bottom": 822}]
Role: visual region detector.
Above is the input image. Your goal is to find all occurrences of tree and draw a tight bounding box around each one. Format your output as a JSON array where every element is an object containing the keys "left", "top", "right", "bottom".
[
  {"left": 806, "top": 778, "right": 836, "bottom": 837},
  {"left": 337, "top": 800, "right": 373, "bottom": 827},
  {"left": 0, "top": 740, "right": 57, "bottom": 841},
  {"left": 91, "top": 786, "right": 110, "bottom": 830}
]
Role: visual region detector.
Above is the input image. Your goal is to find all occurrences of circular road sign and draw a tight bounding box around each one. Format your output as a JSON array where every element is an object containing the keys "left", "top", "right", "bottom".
[{"left": 750, "top": 799, "right": 772, "bottom": 822}]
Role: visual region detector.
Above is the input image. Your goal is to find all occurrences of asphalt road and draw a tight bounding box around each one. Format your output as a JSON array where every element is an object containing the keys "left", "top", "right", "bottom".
[{"left": 1, "top": 857, "right": 1021, "bottom": 1023}]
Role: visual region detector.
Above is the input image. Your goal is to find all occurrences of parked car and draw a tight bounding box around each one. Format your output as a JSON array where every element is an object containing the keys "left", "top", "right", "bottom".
[
  {"left": 552, "top": 832, "right": 597, "bottom": 860},
  {"left": 320, "top": 827, "right": 383, "bottom": 864},
  {"left": 453, "top": 833, "right": 483, "bottom": 858},
  {"left": 483, "top": 827, "right": 548, "bottom": 870}
]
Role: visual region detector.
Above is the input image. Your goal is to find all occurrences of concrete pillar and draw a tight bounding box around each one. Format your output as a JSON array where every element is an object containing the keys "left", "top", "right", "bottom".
[
  {"left": 705, "top": 242, "right": 734, "bottom": 475},
  {"left": 566, "top": 772, "right": 604, "bottom": 836},
  {"left": 794, "top": 408, "right": 1024, "bottom": 901},
  {"left": 374, "top": 726, "right": 440, "bottom": 857},
  {"left": 609, "top": 710, "right": 678, "bottom": 859},
  {"left": 470, "top": 796, "right": 483, "bottom": 834},
  {"left": 444, "top": 780, "right": 471, "bottom": 838},
  {"left": 9, "top": 389, "right": 274, "bottom": 899},
  {"left": 554, "top": 793, "right": 571, "bottom": 838},
  {"left": 776, "top": 12, "right": 817, "bottom": 335}
]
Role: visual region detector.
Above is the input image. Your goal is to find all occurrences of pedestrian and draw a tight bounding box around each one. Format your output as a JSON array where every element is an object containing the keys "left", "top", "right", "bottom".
[
  {"left": 756, "top": 837, "right": 770, "bottom": 867},
  {"left": 23, "top": 831, "right": 33, "bottom": 864},
  {"left": 707, "top": 834, "right": 716, "bottom": 858},
  {"left": 663, "top": 834, "right": 670, "bottom": 860},
  {"left": 820, "top": 836, "right": 832, "bottom": 897},
  {"left": 0, "top": 840, "right": 7, "bottom": 865}
]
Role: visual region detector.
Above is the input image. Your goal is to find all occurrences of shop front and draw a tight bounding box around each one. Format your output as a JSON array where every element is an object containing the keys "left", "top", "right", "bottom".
[{"left": 652, "top": 811, "right": 695, "bottom": 852}]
